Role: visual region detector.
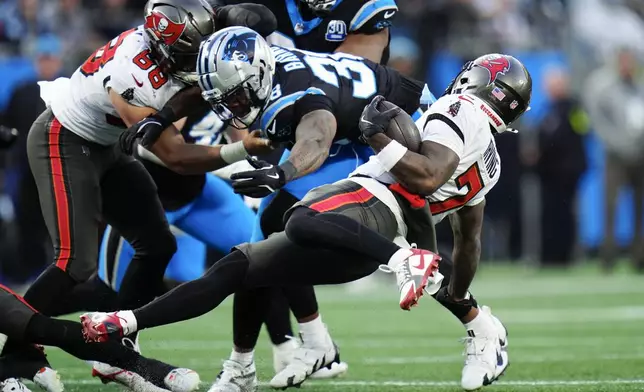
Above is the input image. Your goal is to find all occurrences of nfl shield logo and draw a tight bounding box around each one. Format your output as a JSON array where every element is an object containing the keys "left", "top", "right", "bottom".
[{"left": 326, "top": 20, "right": 347, "bottom": 42}]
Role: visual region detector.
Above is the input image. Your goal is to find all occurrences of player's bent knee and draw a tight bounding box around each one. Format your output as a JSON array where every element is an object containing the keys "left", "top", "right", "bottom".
[
  {"left": 133, "top": 229, "right": 177, "bottom": 261},
  {"left": 284, "top": 207, "right": 316, "bottom": 246}
]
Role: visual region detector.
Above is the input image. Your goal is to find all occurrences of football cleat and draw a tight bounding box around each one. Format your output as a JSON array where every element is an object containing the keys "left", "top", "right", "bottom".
[
  {"left": 269, "top": 330, "right": 339, "bottom": 389},
  {"left": 32, "top": 367, "right": 64, "bottom": 392},
  {"left": 381, "top": 248, "right": 441, "bottom": 310},
  {"left": 91, "top": 362, "right": 168, "bottom": 392},
  {"left": 1, "top": 378, "right": 32, "bottom": 392},
  {"left": 80, "top": 312, "right": 132, "bottom": 343},
  {"left": 164, "top": 369, "right": 200, "bottom": 392},
  {"left": 461, "top": 307, "right": 509, "bottom": 391},
  {"left": 208, "top": 360, "right": 257, "bottom": 392},
  {"left": 273, "top": 337, "right": 348, "bottom": 380}
]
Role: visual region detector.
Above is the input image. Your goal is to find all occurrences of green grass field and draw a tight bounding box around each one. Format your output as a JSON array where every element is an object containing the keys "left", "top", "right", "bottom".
[{"left": 36, "top": 263, "right": 644, "bottom": 392}]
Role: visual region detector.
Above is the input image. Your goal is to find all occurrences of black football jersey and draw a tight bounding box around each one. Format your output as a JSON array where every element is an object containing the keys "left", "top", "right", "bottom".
[
  {"left": 259, "top": 46, "right": 424, "bottom": 145},
  {"left": 226, "top": 0, "right": 397, "bottom": 62}
]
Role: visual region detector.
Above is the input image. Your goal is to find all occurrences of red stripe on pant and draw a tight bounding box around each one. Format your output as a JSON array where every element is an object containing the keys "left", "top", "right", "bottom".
[
  {"left": 0, "top": 283, "right": 38, "bottom": 313},
  {"left": 48, "top": 118, "right": 72, "bottom": 271},
  {"left": 309, "top": 187, "right": 375, "bottom": 213}
]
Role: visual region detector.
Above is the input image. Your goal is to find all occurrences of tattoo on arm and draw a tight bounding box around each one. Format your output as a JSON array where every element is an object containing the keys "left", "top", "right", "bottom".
[
  {"left": 448, "top": 201, "right": 485, "bottom": 300},
  {"left": 284, "top": 110, "right": 337, "bottom": 181}
]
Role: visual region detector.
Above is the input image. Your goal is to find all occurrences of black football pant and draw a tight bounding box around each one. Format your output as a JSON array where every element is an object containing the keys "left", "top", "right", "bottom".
[
  {"left": 23, "top": 108, "right": 176, "bottom": 317},
  {"left": 0, "top": 284, "right": 173, "bottom": 387}
]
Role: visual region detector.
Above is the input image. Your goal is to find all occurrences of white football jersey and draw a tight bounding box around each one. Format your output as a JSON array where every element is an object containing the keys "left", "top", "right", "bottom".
[
  {"left": 38, "top": 26, "right": 186, "bottom": 145},
  {"left": 351, "top": 93, "right": 501, "bottom": 224}
]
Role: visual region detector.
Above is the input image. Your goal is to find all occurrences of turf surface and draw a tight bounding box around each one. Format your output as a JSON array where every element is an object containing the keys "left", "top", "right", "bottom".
[{"left": 34, "top": 263, "right": 644, "bottom": 391}]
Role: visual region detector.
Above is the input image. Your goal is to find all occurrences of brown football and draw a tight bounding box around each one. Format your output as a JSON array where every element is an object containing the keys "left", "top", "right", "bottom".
[{"left": 378, "top": 100, "right": 422, "bottom": 152}]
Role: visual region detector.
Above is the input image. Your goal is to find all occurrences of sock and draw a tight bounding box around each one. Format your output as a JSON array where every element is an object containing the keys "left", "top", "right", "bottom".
[
  {"left": 230, "top": 349, "right": 254, "bottom": 366},
  {"left": 114, "top": 311, "right": 138, "bottom": 335},
  {"left": 298, "top": 315, "right": 328, "bottom": 346},
  {"left": 463, "top": 308, "right": 494, "bottom": 336},
  {"left": 387, "top": 248, "right": 412, "bottom": 268}
]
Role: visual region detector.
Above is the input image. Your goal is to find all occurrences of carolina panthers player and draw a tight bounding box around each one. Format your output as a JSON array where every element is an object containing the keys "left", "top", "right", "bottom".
[{"left": 81, "top": 39, "right": 533, "bottom": 391}]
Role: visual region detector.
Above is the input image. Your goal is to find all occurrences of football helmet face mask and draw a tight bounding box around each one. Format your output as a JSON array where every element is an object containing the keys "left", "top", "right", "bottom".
[
  {"left": 197, "top": 27, "right": 275, "bottom": 128},
  {"left": 451, "top": 54, "right": 532, "bottom": 133},
  {"left": 143, "top": 0, "right": 216, "bottom": 84}
]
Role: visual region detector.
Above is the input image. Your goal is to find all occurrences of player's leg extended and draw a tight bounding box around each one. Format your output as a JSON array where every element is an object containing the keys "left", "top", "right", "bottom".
[
  {"left": 100, "top": 157, "right": 177, "bottom": 310},
  {"left": 164, "top": 228, "right": 207, "bottom": 283}
]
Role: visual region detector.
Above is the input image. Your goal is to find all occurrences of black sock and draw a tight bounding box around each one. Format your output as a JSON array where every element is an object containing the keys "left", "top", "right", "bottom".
[
  {"left": 264, "top": 291, "right": 294, "bottom": 345},
  {"left": 282, "top": 286, "right": 318, "bottom": 320},
  {"left": 24, "top": 314, "right": 172, "bottom": 387},
  {"left": 47, "top": 275, "right": 119, "bottom": 317},
  {"left": 0, "top": 356, "right": 49, "bottom": 380},
  {"left": 134, "top": 250, "right": 248, "bottom": 330},
  {"left": 431, "top": 255, "right": 478, "bottom": 320},
  {"left": 117, "top": 258, "right": 167, "bottom": 311},
  {"left": 285, "top": 207, "right": 400, "bottom": 264},
  {"left": 233, "top": 288, "right": 272, "bottom": 350},
  {"left": 22, "top": 265, "right": 77, "bottom": 315}
]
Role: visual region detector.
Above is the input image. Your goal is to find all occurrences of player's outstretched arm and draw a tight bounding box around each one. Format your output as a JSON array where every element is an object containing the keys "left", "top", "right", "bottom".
[
  {"left": 285, "top": 109, "right": 337, "bottom": 180},
  {"left": 448, "top": 201, "right": 485, "bottom": 300}
]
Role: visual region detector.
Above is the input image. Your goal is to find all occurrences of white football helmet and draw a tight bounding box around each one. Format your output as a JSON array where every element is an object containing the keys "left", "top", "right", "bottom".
[{"left": 197, "top": 26, "right": 275, "bottom": 127}]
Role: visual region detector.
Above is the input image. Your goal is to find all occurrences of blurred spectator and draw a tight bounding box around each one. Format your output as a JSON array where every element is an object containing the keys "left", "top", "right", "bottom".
[
  {"left": 0, "top": 0, "right": 57, "bottom": 55},
  {"left": 91, "top": 0, "right": 138, "bottom": 41},
  {"left": 585, "top": 48, "right": 644, "bottom": 272},
  {"left": 0, "top": 34, "right": 63, "bottom": 284},
  {"left": 388, "top": 36, "right": 420, "bottom": 77},
  {"left": 52, "top": 0, "right": 95, "bottom": 74},
  {"left": 535, "top": 67, "right": 588, "bottom": 267}
]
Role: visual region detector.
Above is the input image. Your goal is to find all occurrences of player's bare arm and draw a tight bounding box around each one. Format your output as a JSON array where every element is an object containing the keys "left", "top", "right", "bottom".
[
  {"left": 285, "top": 109, "right": 337, "bottom": 180},
  {"left": 336, "top": 29, "right": 389, "bottom": 63},
  {"left": 448, "top": 201, "right": 485, "bottom": 301}
]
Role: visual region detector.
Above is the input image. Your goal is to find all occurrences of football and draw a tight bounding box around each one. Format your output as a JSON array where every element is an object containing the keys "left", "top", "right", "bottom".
[{"left": 378, "top": 100, "right": 422, "bottom": 153}]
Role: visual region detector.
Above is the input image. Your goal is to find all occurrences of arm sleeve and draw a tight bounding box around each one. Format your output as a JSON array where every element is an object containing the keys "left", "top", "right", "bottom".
[
  {"left": 214, "top": 4, "right": 277, "bottom": 37},
  {"left": 348, "top": 0, "right": 398, "bottom": 34}
]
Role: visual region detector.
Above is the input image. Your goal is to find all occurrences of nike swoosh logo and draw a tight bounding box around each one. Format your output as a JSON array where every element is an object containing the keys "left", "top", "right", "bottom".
[
  {"left": 267, "top": 173, "right": 280, "bottom": 179},
  {"left": 412, "top": 251, "right": 425, "bottom": 269},
  {"left": 360, "top": 115, "right": 373, "bottom": 126},
  {"left": 384, "top": 10, "right": 396, "bottom": 19},
  {"left": 267, "top": 122, "right": 277, "bottom": 135},
  {"left": 131, "top": 74, "right": 144, "bottom": 87}
]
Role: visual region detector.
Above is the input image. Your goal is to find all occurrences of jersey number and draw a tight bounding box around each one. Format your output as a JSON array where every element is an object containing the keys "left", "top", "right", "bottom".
[
  {"left": 81, "top": 29, "right": 135, "bottom": 76},
  {"left": 132, "top": 50, "right": 168, "bottom": 90},
  {"left": 430, "top": 163, "right": 484, "bottom": 215},
  {"left": 303, "top": 52, "right": 377, "bottom": 99}
]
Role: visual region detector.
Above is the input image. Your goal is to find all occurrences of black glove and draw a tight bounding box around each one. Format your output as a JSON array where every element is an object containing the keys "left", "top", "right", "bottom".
[
  {"left": 231, "top": 156, "right": 287, "bottom": 198},
  {"left": 119, "top": 107, "right": 175, "bottom": 155},
  {"left": 442, "top": 60, "right": 474, "bottom": 97},
  {"left": 358, "top": 95, "right": 402, "bottom": 140},
  {"left": 0, "top": 126, "right": 18, "bottom": 149}
]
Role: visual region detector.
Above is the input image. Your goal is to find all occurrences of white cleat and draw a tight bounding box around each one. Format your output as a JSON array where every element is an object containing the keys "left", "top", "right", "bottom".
[
  {"left": 273, "top": 337, "right": 348, "bottom": 380},
  {"left": 1, "top": 378, "right": 32, "bottom": 392},
  {"left": 270, "top": 330, "right": 339, "bottom": 389},
  {"left": 208, "top": 360, "right": 257, "bottom": 392},
  {"left": 91, "top": 362, "right": 169, "bottom": 392},
  {"left": 381, "top": 248, "right": 441, "bottom": 310},
  {"left": 32, "top": 367, "right": 64, "bottom": 392},
  {"left": 164, "top": 368, "right": 200, "bottom": 392},
  {"left": 461, "top": 307, "right": 509, "bottom": 391}
]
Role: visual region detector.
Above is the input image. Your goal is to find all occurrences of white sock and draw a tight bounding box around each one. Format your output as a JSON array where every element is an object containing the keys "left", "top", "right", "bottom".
[
  {"left": 116, "top": 311, "right": 138, "bottom": 335},
  {"left": 273, "top": 339, "right": 298, "bottom": 354},
  {"left": 230, "top": 349, "right": 254, "bottom": 366},
  {"left": 298, "top": 316, "right": 328, "bottom": 346},
  {"left": 463, "top": 309, "right": 494, "bottom": 337},
  {"left": 387, "top": 248, "right": 413, "bottom": 269},
  {"left": 0, "top": 333, "right": 7, "bottom": 353}
]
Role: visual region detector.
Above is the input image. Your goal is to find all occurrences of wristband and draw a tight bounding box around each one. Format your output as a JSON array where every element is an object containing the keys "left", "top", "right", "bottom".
[
  {"left": 152, "top": 106, "right": 176, "bottom": 129},
  {"left": 220, "top": 140, "right": 248, "bottom": 164},
  {"left": 376, "top": 140, "right": 408, "bottom": 171},
  {"left": 279, "top": 160, "right": 297, "bottom": 182}
]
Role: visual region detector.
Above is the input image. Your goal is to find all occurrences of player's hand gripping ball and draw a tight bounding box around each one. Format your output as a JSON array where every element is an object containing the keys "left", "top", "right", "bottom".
[{"left": 359, "top": 96, "right": 421, "bottom": 152}]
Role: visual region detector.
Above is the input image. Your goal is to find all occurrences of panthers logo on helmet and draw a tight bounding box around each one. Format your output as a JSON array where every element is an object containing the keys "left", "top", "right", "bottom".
[
  {"left": 145, "top": 11, "right": 186, "bottom": 45},
  {"left": 476, "top": 55, "right": 511, "bottom": 85},
  {"left": 222, "top": 32, "right": 257, "bottom": 64}
]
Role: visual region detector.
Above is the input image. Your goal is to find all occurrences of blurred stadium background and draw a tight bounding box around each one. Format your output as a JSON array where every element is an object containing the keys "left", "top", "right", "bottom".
[{"left": 1, "top": 0, "right": 644, "bottom": 391}]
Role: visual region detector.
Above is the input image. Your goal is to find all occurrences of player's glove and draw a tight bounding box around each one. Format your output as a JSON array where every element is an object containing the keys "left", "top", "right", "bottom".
[
  {"left": 118, "top": 107, "right": 175, "bottom": 155},
  {"left": 442, "top": 60, "right": 474, "bottom": 97},
  {"left": 0, "top": 126, "right": 18, "bottom": 149},
  {"left": 359, "top": 95, "right": 402, "bottom": 140},
  {"left": 231, "top": 156, "right": 290, "bottom": 198}
]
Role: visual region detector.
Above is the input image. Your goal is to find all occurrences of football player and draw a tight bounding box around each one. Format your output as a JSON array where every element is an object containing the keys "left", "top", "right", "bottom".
[
  {"left": 0, "top": 284, "right": 199, "bottom": 392},
  {"left": 123, "top": 0, "right": 403, "bottom": 385},
  {"left": 110, "top": 26, "right": 427, "bottom": 390},
  {"left": 84, "top": 32, "right": 532, "bottom": 391},
  {"left": 4, "top": 0, "right": 271, "bottom": 383}
]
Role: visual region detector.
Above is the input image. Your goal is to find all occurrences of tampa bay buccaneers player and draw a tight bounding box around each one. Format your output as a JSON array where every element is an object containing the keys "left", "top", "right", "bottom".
[
  {"left": 121, "top": 0, "right": 404, "bottom": 387},
  {"left": 0, "top": 0, "right": 272, "bottom": 388}
]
